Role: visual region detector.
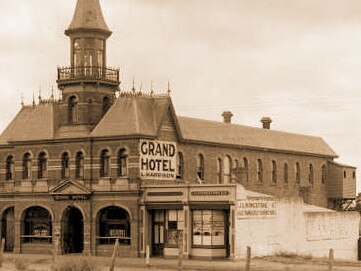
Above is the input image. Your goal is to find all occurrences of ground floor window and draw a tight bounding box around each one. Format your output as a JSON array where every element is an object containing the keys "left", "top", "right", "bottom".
[
  {"left": 192, "top": 210, "right": 226, "bottom": 247},
  {"left": 22, "top": 206, "right": 52, "bottom": 244},
  {"left": 165, "top": 210, "right": 183, "bottom": 247},
  {"left": 97, "top": 206, "right": 131, "bottom": 245}
]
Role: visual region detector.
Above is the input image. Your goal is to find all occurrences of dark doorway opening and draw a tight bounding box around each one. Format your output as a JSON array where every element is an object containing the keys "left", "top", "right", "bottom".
[
  {"left": 1, "top": 207, "right": 14, "bottom": 252},
  {"left": 62, "top": 206, "right": 84, "bottom": 254}
]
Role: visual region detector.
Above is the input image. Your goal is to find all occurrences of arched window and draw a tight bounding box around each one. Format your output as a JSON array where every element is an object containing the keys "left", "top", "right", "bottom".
[
  {"left": 100, "top": 149, "right": 110, "bottom": 178},
  {"left": 257, "top": 159, "right": 263, "bottom": 182},
  {"left": 271, "top": 160, "right": 277, "bottom": 183},
  {"left": 295, "top": 162, "right": 301, "bottom": 183},
  {"left": 102, "top": 97, "right": 111, "bottom": 115},
  {"left": 22, "top": 153, "right": 31, "bottom": 180},
  {"left": 223, "top": 156, "right": 231, "bottom": 183},
  {"left": 196, "top": 154, "right": 205, "bottom": 181},
  {"left": 22, "top": 206, "right": 52, "bottom": 244},
  {"left": 5, "top": 155, "right": 14, "bottom": 181},
  {"left": 61, "top": 152, "right": 70, "bottom": 179},
  {"left": 321, "top": 165, "right": 327, "bottom": 184},
  {"left": 68, "top": 96, "right": 78, "bottom": 124},
  {"left": 308, "top": 164, "right": 314, "bottom": 184},
  {"left": 38, "top": 152, "right": 47, "bottom": 179},
  {"left": 243, "top": 157, "right": 249, "bottom": 182},
  {"left": 117, "top": 149, "right": 127, "bottom": 177},
  {"left": 97, "top": 206, "right": 131, "bottom": 245},
  {"left": 176, "top": 152, "right": 184, "bottom": 179},
  {"left": 343, "top": 170, "right": 347, "bottom": 179},
  {"left": 283, "top": 163, "right": 288, "bottom": 183},
  {"left": 217, "top": 158, "right": 222, "bottom": 183},
  {"left": 75, "top": 152, "right": 84, "bottom": 179}
]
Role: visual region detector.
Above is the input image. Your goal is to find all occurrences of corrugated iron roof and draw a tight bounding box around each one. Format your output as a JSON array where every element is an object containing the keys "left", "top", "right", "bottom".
[{"left": 178, "top": 116, "right": 337, "bottom": 157}]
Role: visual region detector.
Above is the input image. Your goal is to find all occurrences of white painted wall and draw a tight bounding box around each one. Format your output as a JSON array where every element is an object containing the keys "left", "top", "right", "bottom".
[{"left": 234, "top": 184, "right": 360, "bottom": 261}]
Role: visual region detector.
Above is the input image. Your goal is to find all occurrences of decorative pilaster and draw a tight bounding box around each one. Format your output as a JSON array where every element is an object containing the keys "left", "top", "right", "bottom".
[{"left": 182, "top": 205, "right": 191, "bottom": 259}]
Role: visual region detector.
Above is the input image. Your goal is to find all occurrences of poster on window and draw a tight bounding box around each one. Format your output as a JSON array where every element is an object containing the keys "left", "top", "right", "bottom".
[{"left": 140, "top": 140, "right": 177, "bottom": 180}]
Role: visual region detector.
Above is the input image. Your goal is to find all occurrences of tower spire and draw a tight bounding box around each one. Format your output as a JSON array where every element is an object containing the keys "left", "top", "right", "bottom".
[{"left": 66, "top": 0, "right": 111, "bottom": 36}]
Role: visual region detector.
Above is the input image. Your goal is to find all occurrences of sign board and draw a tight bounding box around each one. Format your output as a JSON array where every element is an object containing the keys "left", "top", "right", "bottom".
[
  {"left": 237, "top": 196, "right": 276, "bottom": 219},
  {"left": 140, "top": 140, "right": 177, "bottom": 180}
]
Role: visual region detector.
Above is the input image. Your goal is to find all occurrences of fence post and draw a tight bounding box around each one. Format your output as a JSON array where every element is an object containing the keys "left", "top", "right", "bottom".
[
  {"left": 245, "top": 246, "right": 251, "bottom": 271},
  {"left": 178, "top": 236, "right": 183, "bottom": 271},
  {"left": 0, "top": 238, "right": 5, "bottom": 268},
  {"left": 328, "top": 248, "right": 334, "bottom": 271},
  {"left": 146, "top": 244, "right": 150, "bottom": 267},
  {"left": 109, "top": 239, "right": 120, "bottom": 271}
]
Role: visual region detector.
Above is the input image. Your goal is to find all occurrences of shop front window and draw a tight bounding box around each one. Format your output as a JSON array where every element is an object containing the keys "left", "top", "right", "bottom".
[
  {"left": 192, "top": 210, "right": 226, "bottom": 247},
  {"left": 166, "top": 210, "right": 183, "bottom": 247}
]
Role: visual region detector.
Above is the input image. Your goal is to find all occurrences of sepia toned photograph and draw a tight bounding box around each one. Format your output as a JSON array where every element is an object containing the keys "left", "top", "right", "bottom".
[{"left": 0, "top": 0, "right": 360, "bottom": 270}]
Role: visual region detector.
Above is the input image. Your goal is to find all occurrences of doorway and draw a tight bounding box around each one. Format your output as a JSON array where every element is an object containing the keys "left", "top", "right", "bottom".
[
  {"left": 1, "top": 207, "right": 14, "bottom": 252},
  {"left": 151, "top": 210, "right": 165, "bottom": 256},
  {"left": 62, "top": 206, "right": 84, "bottom": 254}
]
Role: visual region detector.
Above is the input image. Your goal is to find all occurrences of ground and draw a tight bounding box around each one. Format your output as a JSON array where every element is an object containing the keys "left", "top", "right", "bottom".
[{"left": 0, "top": 254, "right": 361, "bottom": 271}]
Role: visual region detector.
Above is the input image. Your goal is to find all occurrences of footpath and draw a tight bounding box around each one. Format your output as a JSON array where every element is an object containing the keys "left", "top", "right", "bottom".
[{"left": 2, "top": 253, "right": 361, "bottom": 271}]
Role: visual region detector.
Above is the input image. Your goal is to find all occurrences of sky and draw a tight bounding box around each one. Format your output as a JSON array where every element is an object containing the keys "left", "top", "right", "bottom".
[{"left": 0, "top": 0, "right": 361, "bottom": 191}]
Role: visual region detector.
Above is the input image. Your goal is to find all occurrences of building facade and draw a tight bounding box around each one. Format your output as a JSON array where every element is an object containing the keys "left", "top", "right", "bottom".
[{"left": 0, "top": 0, "right": 357, "bottom": 259}]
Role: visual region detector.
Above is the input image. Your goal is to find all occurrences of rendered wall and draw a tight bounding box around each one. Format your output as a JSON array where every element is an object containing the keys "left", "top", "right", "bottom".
[{"left": 234, "top": 185, "right": 359, "bottom": 260}]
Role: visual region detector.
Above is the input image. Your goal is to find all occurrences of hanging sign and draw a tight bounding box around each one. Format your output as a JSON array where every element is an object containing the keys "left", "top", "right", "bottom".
[{"left": 140, "top": 140, "right": 177, "bottom": 180}]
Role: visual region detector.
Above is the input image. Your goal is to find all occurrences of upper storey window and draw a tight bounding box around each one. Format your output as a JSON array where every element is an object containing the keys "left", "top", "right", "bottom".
[
  {"left": 217, "top": 158, "right": 222, "bottom": 183},
  {"left": 283, "top": 163, "right": 288, "bottom": 183},
  {"left": 295, "top": 162, "right": 301, "bottom": 183},
  {"left": 100, "top": 149, "right": 110, "bottom": 178},
  {"left": 257, "top": 159, "right": 263, "bottom": 183},
  {"left": 321, "top": 165, "right": 327, "bottom": 184},
  {"left": 223, "top": 156, "right": 231, "bottom": 183},
  {"left": 197, "top": 154, "right": 205, "bottom": 181},
  {"left": 5, "top": 155, "right": 14, "bottom": 181},
  {"left": 243, "top": 157, "right": 249, "bottom": 182},
  {"left": 308, "top": 164, "right": 314, "bottom": 184},
  {"left": 61, "top": 152, "right": 70, "bottom": 179},
  {"left": 38, "top": 152, "right": 47, "bottom": 179},
  {"left": 117, "top": 149, "right": 128, "bottom": 177},
  {"left": 271, "top": 160, "right": 277, "bottom": 183},
  {"left": 75, "top": 152, "right": 84, "bottom": 179},
  {"left": 68, "top": 96, "right": 78, "bottom": 124},
  {"left": 176, "top": 152, "right": 184, "bottom": 179},
  {"left": 22, "top": 153, "right": 32, "bottom": 180}
]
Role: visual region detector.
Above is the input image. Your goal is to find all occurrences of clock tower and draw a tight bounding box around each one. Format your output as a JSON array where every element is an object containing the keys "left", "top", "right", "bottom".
[{"left": 57, "top": 0, "right": 120, "bottom": 127}]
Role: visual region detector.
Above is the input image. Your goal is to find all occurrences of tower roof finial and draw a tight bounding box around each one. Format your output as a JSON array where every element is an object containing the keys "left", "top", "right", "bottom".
[{"left": 66, "top": 0, "right": 111, "bottom": 36}]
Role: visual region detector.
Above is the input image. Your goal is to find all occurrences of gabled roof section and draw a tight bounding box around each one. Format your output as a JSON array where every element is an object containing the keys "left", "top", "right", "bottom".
[
  {"left": 90, "top": 94, "right": 172, "bottom": 138},
  {"left": 66, "top": 0, "right": 110, "bottom": 33},
  {"left": 50, "top": 179, "right": 92, "bottom": 195},
  {"left": 178, "top": 116, "right": 338, "bottom": 158},
  {"left": 0, "top": 102, "right": 55, "bottom": 144}
]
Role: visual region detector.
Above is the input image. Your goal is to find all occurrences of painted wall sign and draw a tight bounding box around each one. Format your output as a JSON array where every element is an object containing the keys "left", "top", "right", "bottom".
[
  {"left": 237, "top": 196, "right": 276, "bottom": 219},
  {"left": 140, "top": 140, "right": 177, "bottom": 180}
]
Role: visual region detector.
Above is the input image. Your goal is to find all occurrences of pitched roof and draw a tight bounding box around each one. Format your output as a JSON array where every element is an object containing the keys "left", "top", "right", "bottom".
[
  {"left": 0, "top": 103, "right": 54, "bottom": 144},
  {"left": 177, "top": 116, "right": 338, "bottom": 158},
  {"left": 0, "top": 95, "right": 338, "bottom": 158},
  {"left": 67, "top": 0, "right": 110, "bottom": 32},
  {"left": 90, "top": 94, "right": 171, "bottom": 138}
]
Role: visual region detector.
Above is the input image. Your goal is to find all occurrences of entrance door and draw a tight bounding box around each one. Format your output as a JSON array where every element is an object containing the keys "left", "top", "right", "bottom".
[
  {"left": 62, "top": 207, "right": 84, "bottom": 254},
  {"left": 1, "top": 207, "right": 14, "bottom": 252},
  {"left": 152, "top": 210, "right": 165, "bottom": 256}
]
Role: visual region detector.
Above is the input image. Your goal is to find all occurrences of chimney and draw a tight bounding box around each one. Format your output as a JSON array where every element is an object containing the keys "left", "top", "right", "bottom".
[
  {"left": 261, "top": 117, "right": 272, "bottom": 129},
  {"left": 222, "top": 111, "right": 233, "bottom": 124}
]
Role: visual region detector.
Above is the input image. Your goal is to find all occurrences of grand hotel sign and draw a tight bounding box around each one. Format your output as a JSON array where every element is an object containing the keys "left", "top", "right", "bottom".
[{"left": 140, "top": 140, "right": 177, "bottom": 180}]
